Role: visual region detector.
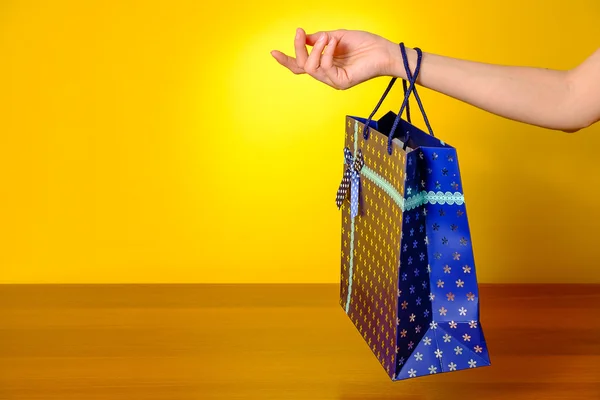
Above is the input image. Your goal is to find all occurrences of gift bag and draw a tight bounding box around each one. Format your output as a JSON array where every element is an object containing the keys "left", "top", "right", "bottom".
[{"left": 336, "top": 44, "right": 490, "bottom": 381}]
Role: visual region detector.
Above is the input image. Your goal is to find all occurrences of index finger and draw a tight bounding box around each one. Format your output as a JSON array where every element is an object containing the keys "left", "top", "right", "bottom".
[{"left": 270, "top": 50, "right": 305, "bottom": 75}]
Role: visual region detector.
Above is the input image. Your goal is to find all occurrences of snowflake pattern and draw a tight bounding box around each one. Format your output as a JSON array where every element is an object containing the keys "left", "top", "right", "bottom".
[{"left": 393, "top": 145, "right": 490, "bottom": 380}]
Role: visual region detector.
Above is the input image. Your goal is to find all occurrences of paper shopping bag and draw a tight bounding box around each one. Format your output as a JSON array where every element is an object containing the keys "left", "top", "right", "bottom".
[{"left": 336, "top": 44, "right": 491, "bottom": 381}]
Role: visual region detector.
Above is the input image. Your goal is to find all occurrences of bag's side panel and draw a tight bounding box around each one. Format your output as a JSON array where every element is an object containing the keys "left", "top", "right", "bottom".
[
  {"left": 417, "top": 146, "right": 491, "bottom": 372},
  {"left": 393, "top": 148, "right": 432, "bottom": 380},
  {"left": 339, "top": 116, "right": 405, "bottom": 379},
  {"left": 394, "top": 146, "right": 491, "bottom": 380}
]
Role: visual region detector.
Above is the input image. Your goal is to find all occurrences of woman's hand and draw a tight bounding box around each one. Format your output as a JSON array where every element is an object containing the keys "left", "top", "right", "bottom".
[{"left": 270, "top": 28, "right": 397, "bottom": 90}]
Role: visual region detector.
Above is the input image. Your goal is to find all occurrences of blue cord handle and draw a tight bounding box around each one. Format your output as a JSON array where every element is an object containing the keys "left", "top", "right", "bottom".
[
  {"left": 363, "top": 78, "right": 413, "bottom": 140},
  {"left": 402, "top": 78, "right": 412, "bottom": 124},
  {"left": 387, "top": 45, "right": 422, "bottom": 152},
  {"left": 387, "top": 43, "right": 434, "bottom": 154},
  {"left": 401, "top": 44, "right": 434, "bottom": 137},
  {"left": 363, "top": 77, "right": 397, "bottom": 139},
  {"left": 361, "top": 43, "right": 435, "bottom": 154}
]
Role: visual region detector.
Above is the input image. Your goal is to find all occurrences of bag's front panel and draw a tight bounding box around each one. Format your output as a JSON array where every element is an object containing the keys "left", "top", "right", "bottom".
[{"left": 339, "top": 117, "right": 406, "bottom": 378}]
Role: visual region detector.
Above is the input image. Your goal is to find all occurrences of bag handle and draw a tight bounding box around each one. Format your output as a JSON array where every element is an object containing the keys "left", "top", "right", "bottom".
[
  {"left": 362, "top": 77, "right": 414, "bottom": 131},
  {"left": 387, "top": 43, "right": 434, "bottom": 155},
  {"left": 360, "top": 43, "right": 435, "bottom": 154},
  {"left": 362, "top": 77, "right": 400, "bottom": 140},
  {"left": 402, "top": 78, "right": 412, "bottom": 124}
]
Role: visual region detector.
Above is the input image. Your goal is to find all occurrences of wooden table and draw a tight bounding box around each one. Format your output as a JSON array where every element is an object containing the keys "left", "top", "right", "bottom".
[{"left": 0, "top": 284, "right": 599, "bottom": 399}]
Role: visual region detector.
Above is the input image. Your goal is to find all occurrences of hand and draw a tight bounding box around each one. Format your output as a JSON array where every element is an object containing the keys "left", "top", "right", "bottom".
[{"left": 270, "top": 28, "right": 398, "bottom": 90}]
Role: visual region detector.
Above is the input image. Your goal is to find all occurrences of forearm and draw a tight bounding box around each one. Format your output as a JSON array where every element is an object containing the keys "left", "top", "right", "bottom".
[{"left": 387, "top": 44, "right": 585, "bottom": 132}]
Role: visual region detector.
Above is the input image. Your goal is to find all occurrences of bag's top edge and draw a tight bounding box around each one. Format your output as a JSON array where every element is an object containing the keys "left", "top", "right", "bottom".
[{"left": 346, "top": 115, "right": 455, "bottom": 150}]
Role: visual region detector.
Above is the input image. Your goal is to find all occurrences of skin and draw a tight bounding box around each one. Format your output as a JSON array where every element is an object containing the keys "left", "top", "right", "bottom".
[{"left": 271, "top": 28, "right": 600, "bottom": 133}]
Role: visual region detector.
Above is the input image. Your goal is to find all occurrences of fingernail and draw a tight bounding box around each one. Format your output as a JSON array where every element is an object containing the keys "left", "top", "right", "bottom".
[
  {"left": 296, "top": 28, "right": 301, "bottom": 39},
  {"left": 318, "top": 34, "right": 326, "bottom": 42}
]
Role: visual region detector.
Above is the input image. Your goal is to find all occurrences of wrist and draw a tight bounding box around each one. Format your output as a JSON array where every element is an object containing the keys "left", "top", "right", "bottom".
[{"left": 383, "top": 40, "right": 418, "bottom": 80}]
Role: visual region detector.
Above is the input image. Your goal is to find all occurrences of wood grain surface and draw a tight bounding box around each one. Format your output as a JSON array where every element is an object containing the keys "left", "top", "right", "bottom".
[{"left": 0, "top": 284, "right": 599, "bottom": 400}]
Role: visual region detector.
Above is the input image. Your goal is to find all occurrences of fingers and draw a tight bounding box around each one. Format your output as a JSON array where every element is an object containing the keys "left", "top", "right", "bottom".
[
  {"left": 320, "top": 36, "right": 340, "bottom": 87},
  {"left": 305, "top": 31, "right": 325, "bottom": 46},
  {"left": 294, "top": 28, "right": 309, "bottom": 69},
  {"left": 304, "top": 33, "right": 328, "bottom": 75},
  {"left": 270, "top": 50, "right": 304, "bottom": 74},
  {"left": 306, "top": 29, "right": 343, "bottom": 46},
  {"left": 270, "top": 29, "right": 343, "bottom": 88}
]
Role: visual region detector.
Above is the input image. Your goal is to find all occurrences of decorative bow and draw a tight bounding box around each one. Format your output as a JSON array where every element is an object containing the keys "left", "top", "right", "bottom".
[{"left": 336, "top": 147, "right": 364, "bottom": 219}]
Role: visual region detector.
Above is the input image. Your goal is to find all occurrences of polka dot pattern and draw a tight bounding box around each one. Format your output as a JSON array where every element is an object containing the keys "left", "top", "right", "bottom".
[{"left": 336, "top": 147, "right": 364, "bottom": 219}]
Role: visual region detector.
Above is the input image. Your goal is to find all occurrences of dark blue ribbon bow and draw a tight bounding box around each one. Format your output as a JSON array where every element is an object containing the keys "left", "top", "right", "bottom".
[{"left": 336, "top": 147, "right": 364, "bottom": 219}]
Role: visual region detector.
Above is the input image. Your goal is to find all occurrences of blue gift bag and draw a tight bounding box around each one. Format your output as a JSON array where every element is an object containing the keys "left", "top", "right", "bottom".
[{"left": 336, "top": 43, "right": 491, "bottom": 380}]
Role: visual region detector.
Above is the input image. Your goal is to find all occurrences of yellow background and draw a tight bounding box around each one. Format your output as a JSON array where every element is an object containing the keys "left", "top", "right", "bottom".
[{"left": 1, "top": 0, "right": 599, "bottom": 284}]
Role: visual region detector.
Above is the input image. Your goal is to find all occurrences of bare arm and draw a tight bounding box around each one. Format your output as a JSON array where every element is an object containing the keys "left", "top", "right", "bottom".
[
  {"left": 386, "top": 44, "right": 600, "bottom": 132},
  {"left": 272, "top": 29, "right": 600, "bottom": 132}
]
